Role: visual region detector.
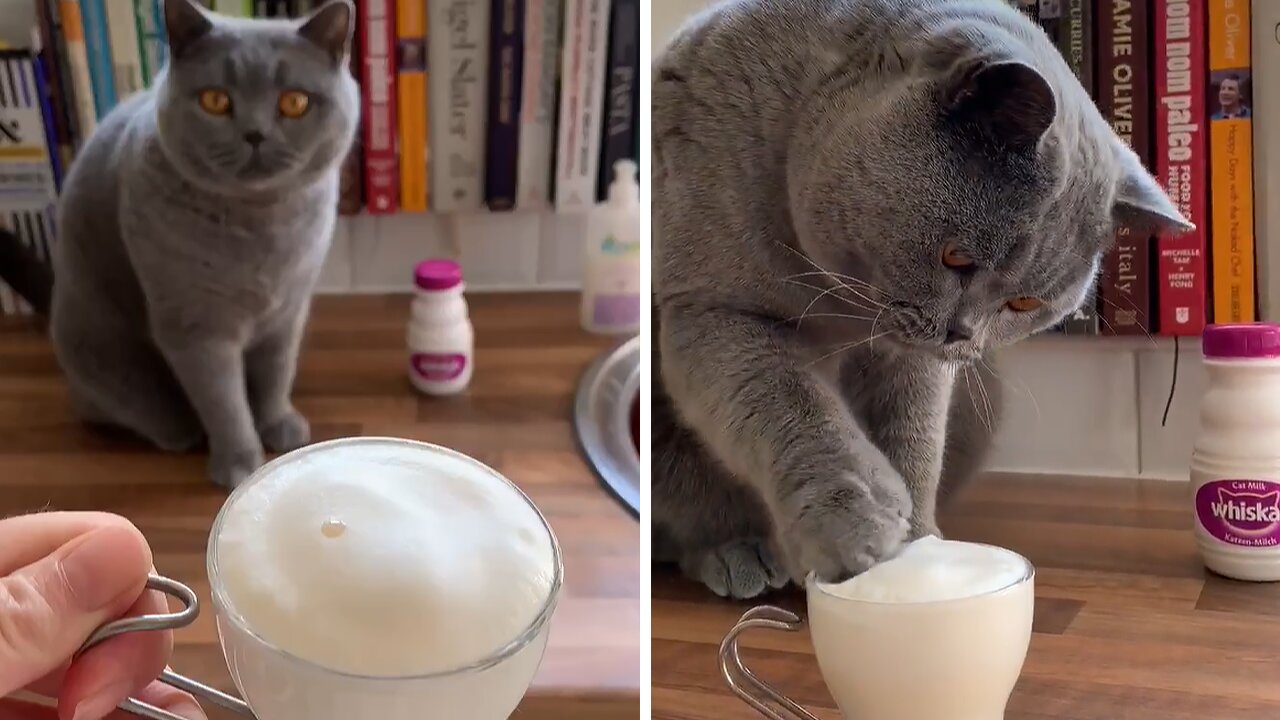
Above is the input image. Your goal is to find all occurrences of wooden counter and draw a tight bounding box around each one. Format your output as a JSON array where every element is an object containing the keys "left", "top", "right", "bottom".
[
  {"left": 653, "top": 473, "right": 1280, "bottom": 719},
  {"left": 0, "top": 292, "right": 640, "bottom": 719}
]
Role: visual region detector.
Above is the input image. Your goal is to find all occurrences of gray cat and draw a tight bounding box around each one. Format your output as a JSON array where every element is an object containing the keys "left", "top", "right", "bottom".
[
  {"left": 49, "top": 0, "right": 359, "bottom": 488},
  {"left": 652, "top": 0, "right": 1191, "bottom": 598}
]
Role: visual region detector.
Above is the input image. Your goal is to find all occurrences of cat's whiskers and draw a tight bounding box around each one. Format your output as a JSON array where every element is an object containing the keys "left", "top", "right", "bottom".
[
  {"left": 979, "top": 357, "right": 1040, "bottom": 422},
  {"left": 964, "top": 366, "right": 995, "bottom": 433},
  {"left": 787, "top": 311, "right": 879, "bottom": 324},
  {"left": 1096, "top": 295, "right": 1156, "bottom": 345},
  {"left": 775, "top": 243, "right": 899, "bottom": 307},
  {"left": 805, "top": 331, "right": 890, "bottom": 367},
  {"left": 784, "top": 279, "right": 883, "bottom": 316}
]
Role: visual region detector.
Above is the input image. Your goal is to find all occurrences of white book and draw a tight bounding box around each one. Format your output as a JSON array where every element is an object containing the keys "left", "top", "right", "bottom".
[
  {"left": 428, "top": 0, "right": 490, "bottom": 212},
  {"left": 61, "top": 1, "right": 98, "bottom": 140},
  {"left": 1253, "top": 0, "right": 1280, "bottom": 321},
  {"left": 515, "top": 0, "right": 562, "bottom": 209},
  {"left": 553, "top": 0, "right": 610, "bottom": 212},
  {"left": 104, "top": 0, "right": 145, "bottom": 101}
]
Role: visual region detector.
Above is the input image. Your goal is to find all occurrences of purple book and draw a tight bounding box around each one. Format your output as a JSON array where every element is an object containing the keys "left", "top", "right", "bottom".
[{"left": 484, "top": 0, "right": 527, "bottom": 210}]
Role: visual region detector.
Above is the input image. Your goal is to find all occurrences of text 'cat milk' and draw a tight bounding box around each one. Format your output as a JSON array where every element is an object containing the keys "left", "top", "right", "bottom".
[{"left": 1192, "top": 323, "right": 1280, "bottom": 581}]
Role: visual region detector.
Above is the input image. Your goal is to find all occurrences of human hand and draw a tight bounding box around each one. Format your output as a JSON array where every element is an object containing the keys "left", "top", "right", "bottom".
[{"left": 0, "top": 512, "right": 206, "bottom": 720}]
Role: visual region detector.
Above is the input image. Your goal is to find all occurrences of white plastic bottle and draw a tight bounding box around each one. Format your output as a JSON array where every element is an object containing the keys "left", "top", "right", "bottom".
[
  {"left": 407, "top": 259, "right": 474, "bottom": 395},
  {"left": 1190, "top": 322, "right": 1280, "bottom": 581},
  {"left": 580, "top": 159, "right": 641, "bottom": 335}
]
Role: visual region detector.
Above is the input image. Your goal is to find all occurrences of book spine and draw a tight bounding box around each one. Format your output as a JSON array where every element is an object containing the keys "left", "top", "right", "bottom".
[
  {"left": 150, "top": 0, "right": 168, "bottom": 74},
  {"left": 428, "top": 0, "right": 489, "bottom": 211},
  {"left": 360, "top": 0, "right": 399, "bottom": 213},
  {"left": 35, "top": 0, "right": 77, "bottom": 169},
  {"left": 594, "top": 0, "right": 636, "bottom": 201},
  {"left": 1059, "top": 0, "right": 1099, "bottom": 334},
  {"left": 1154, "top": 0, "right": 1209, "bottom": 335},
  {"left": 212, "top": 0, "right": 249, "bottom": 14},
  {"left": 484, "top": 0, "right": 525, "bottom": 210},
  {"left": 79, "top": 0, "right": 117, "bottom": 118},
  {"left": 1251, "top": 0, "right": 1280, "bottom": 321},
  {"left": 337, "top": 0, "right": 363, "bottom": 214},
  {"left": 554, "top": 0, "right": 609, "bottom": 211},
  {"left": 515, "top": 0, "right": 560, "bottom": 209},
  {"left": 1207, "top": 0, "right": 1255, "bottom": 322},
  {"left": 131, "top": 0, "right": 152, "bottom": 84},
  {"left": 1095, "top": 0, "right": 1153, "bottom": 335},
  {"left": 395, "top": 0, "right": 427, "bottom": 211},
  {"left": 30, "top": 54, "right": 65, "bottom": 191},
  {"left": 59, "top": 0, "right": 98, "bottom": 137},
  {"left": 104, "top": 0, "right": 145, "bottom": 101}
]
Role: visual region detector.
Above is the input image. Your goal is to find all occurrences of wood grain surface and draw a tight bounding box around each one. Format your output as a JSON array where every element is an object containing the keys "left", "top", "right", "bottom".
[
  {"left": 0, "top": 292, "right": 640, "bottom": 719},
  {"left": 653, "top": 473, "right": 1280, "bottom": 720}
]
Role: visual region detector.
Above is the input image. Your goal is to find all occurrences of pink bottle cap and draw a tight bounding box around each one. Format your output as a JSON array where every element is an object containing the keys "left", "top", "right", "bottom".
[
  {"left": 414, "top": 259, "right": 463, "bottom": 291},
  {"left": 1202, "top": 323, "right": 1280, "bottom": 359}
]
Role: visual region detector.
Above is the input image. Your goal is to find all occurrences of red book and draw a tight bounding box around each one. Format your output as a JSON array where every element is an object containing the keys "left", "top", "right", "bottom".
[
  {"left": 1153, "top": 0, "right": 1208, "bottom": 336},
  {"left": 360, "top": 0, "right": 399, "bottom": 214},
  {"left": 1096, "top": 0, "right": 1153, "bottom": 335}
]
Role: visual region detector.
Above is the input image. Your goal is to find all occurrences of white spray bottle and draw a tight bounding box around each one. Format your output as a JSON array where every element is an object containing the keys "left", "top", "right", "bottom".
[{"left": 580, "top": 159, "right": 641, "bottom": 335}]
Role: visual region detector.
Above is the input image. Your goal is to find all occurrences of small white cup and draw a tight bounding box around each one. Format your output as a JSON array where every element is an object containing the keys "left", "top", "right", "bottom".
[
  {"left": 207, "top": 437, "right": 563, "bottom": 720},
  {"left": 720, "top": 545, "right": 1034, "bottom": 720}
]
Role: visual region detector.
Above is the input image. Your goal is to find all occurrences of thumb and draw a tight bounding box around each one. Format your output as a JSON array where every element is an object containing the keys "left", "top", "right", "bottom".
[{"left": 0, "top": 525, "right": 151, "bottom": 694}]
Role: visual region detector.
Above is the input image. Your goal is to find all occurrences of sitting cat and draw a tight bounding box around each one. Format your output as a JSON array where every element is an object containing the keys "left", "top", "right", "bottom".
[
  {"left": 49, "top": 0, "right": 359, "bottom": 487},
  {"left": 651, "top": 0, "right": 1191, "bottom": 598}
]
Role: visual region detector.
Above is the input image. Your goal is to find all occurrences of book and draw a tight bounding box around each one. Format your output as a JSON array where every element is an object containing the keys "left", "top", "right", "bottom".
[
  {"left": 136, "top": 0, "right": 166, "bottom": 85},
  {"left": 1041, "top": 0, "right": 1097, "bottom": 333},
  {"left": 58, "top": 0, "right": 97, "bottom": 137},
  {"left": 30, "top": 54, "right": 65, "bottom": 190},
  {"left": 515, "top": 0, "right": 561, "bottom": 208},
  {"left": 1207, "top": 0, "right": 1255, "bottom": 322},
  {"left": 359, "top": 0, "right": 399, "bottom": 213},
  {"left": 104, "top": 0, "right": 146, "bottom": 101},
  {"left": 212, "top": 0, "right": 251, "bottom": 15},
  {"left": 0, "top": 51, "right": 59, "bottom": 317},
  {"left": 595, "top": 0, "right": 636, "bottom": 202},
  {"left": 1252, "top": 0, "right": 1280, "bottom": 321},
  {"left": 79, "top": 0, "right": 117, "bottom": 118},
  {"left": 484, "top": 0, "right": 526, "bottom": 210},
  {"left": 428, "top": 0, "right": 489, "bottom": 211},
  {"left": 395, "top": 0, "right": 427, "bottom": 211},
  {"left": 1154, "top": 0, "right": 1209, "bottom": 336},
  {"left": 337, "top": 0, "right": 363, "bottom": 215},
  {"left": 553, "top": 0, "right": 610, "bottom": 211},
  {"left": 33, "top": 0, "right": 77, "bottom": 170},
  {"left": 1095, "top": 0, "right": 1153, "bottom": 335}
]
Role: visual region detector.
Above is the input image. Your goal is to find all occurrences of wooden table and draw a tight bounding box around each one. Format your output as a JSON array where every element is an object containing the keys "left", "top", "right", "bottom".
[
  {"left": 0, "top": 292, "right": 640, "bottom": 719},
  {"left": 653, "top": 473, "right": 1280, "bottom": 720}
]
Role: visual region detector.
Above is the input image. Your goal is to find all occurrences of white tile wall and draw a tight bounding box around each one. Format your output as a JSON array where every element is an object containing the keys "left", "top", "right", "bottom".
[{"left": 319, "top": 211, "right": 590, "bottom": 293}]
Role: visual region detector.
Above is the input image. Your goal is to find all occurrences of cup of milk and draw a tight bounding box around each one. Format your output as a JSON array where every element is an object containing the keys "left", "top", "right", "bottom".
[
  {"left": 719, "top": 536, "right": 1034, "bottom": 720},
  {"left": 207, "top": 436, "right": 562, "bottom": 720}
]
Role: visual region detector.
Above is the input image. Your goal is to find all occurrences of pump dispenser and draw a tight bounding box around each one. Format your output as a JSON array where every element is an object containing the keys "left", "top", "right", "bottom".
[{"left": 580, "top": 160, "right": 641, "bottom": 335}]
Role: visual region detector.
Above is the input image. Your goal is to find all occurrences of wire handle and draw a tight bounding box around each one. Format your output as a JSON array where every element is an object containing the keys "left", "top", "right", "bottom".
[
  {"left": 718, "top": 605, "right": 822, "bottom": 720},
  {"left": 80, "top": 575, "right": 257, "bottom": 720}
]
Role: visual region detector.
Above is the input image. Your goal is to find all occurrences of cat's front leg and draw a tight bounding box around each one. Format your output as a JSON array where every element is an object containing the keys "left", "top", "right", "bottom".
[
  {"left": 154, "top": 332, "right": 264, "bottom": 488},
  {"left": 854, "top": 355, "right": 956, "bottom": 540},
  {"left": 660, "top": 304, "right": 912, "bottom": 583},
  {"left": 247, "top": 312, "right": 311, "bottom": 453}
]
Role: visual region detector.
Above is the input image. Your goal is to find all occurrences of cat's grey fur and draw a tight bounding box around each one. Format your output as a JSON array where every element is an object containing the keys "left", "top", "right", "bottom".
[
  {"left": 49, "top": 0, "right": 359, "bottom": 488},
  {"left": 652, "top": 0, "right": 1192, "bottom": 598}
]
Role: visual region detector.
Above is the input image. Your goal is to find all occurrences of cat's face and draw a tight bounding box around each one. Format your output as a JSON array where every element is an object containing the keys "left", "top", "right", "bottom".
[
  {"left": 789, "top": 55, "right": 1190, "bottom": 364},
  {"left": 155, "top": 0, "right": 359, "bottom": 193}
]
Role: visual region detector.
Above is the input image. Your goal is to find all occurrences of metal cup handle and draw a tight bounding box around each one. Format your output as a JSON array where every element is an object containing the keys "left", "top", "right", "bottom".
[{"left": 718, "top": 605, "right": 821, "bottom": 720}]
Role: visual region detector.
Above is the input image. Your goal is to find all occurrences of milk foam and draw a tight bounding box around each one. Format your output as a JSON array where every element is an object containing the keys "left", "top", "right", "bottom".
[
  {"left": 213, "top": 440, "right": 557, "bottom": 677},
  {"left": 816, "top": 536, "right": 1027, "bottom": 603}
]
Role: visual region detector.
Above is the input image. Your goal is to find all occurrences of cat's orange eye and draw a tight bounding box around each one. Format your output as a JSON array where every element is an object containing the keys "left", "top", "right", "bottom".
[
  {"left": 1006, "top": 296, "right": 1043, "bottom": 312},
  {"left": 941, "top": 242, "right": 974, "bottom": 269},
  {"left": 198, "top": 88, "right": 232, "bottom": 115},
  {"left": 278, "top": 91, "right": 311, "bottom": 118}
]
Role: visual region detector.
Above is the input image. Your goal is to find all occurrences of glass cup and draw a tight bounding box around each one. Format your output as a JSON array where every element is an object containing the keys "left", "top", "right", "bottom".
[
  {"left": 207, "top": 436, "right": 564, "bottom": 720},
  {"left": 719, "top": 546, "right": 1034, "bottom": 720}
]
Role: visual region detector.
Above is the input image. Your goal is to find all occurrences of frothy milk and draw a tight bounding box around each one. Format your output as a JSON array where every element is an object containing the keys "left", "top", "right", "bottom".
[
  {"left": 806, "top": 537, "right": 1033, "bottom": 720},
  {"left": 816, "top": 535, "right": 1029, "bottom": 603},
  {"left": 213, "top": 439, "right": 558, "bottom": 678}
]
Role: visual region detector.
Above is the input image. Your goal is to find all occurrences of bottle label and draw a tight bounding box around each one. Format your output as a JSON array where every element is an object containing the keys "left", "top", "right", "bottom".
[
  {"left": 410, "top": 352, "right": 467, "bottom": 383},
  {"left": 1195, "top": 479, "right": 1280, "bottom": 547}
]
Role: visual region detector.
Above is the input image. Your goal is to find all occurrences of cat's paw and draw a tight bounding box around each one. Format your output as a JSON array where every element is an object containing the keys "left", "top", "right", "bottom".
[
  {"left": 680, "top": 538, "right": 790, "bottom": 599},
  {"left": 780, "top": 473, "right": 912, "bottom": 583},
  {"left": 208, "top": 446, "right": 265, "bottom": 489},
  {"left": 910, "top": 521, "right": 944, "bottom": 541},
  {"left": 258, "top": 407, "right": 311, "bottom": 454}
]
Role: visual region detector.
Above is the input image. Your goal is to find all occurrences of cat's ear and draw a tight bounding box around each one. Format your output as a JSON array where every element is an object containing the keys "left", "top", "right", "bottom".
[
  {"left": 299, "top": 0, "right": 355, "bottom": 67},
  {"left": 940, "top": 59, "right": 1056, "bottom": 152},
  {"left": 1111, "top": 141, "right": 1195, "bottom": 236},
  {"left": 164, "top": 0, "right": 213, "bottom": 61}
]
